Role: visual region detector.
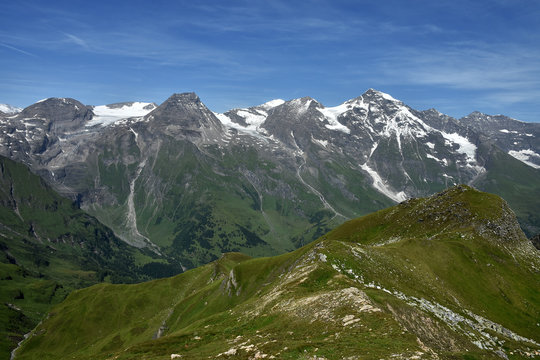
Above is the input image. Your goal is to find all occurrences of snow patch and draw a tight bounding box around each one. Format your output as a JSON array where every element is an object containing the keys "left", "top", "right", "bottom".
[
  {"left": 214, "top": 112, "right": 268, "bottom": 139},
  {"left": 426, "top": 153, "right": 448, "bottom": 166},
  {"left": 499, "top": 129, "right": 523, "bottom": 135},
  {"left": 0, "top": 104, "right": 22, "bottom": 114},
  {"left": 129, "top": 127, "right": 139, "bottom": 141},
  {"left": 236, "top": 110, "right": 267, "bottom": 128},
  {"left": 440, "top": 132, "right": 477, "bottom": 164},
  {"left": 317, "top": 105, "right": 351, "bottom": 134},
  {"left": 378, "top": 105, "right": 431, "bottom": 155},
  {"left": 508, "top": 149, "right": 540, "bottom": 169},
  {"left": 214, "top": 113, "right": 233, "bottom": 126},
  {"left": 257, "top": 99, "right": 285, "bottom": 110},
  {"left": 425, "top": 142, "right": 435, "bottom": 149},
  {"left": 360, "top": 163, "right": 407, "bottom": 202},
  {"left": 379, "top": 91, "right": 398, "bottom": 102},
  {"left": 311, "top": 137, "right": 328, "bottom": 148},
  {"left": 87, "top": 102, "right": 156, "bottom": 127}
]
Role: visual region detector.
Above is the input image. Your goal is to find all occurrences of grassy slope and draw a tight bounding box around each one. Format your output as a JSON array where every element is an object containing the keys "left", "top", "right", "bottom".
[
  {"left": 15, "top": 186, "right": 540, "bottom": 360},
  {"left": 0, "top": 156, "right": 150, "bottom": 358},
  {"left": 325, "top": 186, "right": 540, "bottom": 340}
]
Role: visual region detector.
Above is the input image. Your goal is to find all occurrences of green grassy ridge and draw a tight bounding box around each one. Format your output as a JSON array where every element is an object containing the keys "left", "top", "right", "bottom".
[
  {"left": 0, "top": 155, "right": 159, "bottom": 358},
  {"left": 320, "top": 186, "right": 540, "bottom": 340},
  {"left": 15, "top": 185, "right": 540, "bottom": 359},
  {"left": 326, "top": 185, "right": 508, "bottom": 244}
]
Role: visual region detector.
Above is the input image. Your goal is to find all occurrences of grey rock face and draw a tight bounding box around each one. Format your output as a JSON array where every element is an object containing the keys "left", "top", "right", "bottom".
[
  {"left": 145, "top": 93, "right": 223, "bottom": 134},
  {"left": 261, "top": 97, "right": 329, "bottom": 148},
  {"left": 18, "top": 98, "right": 93, "bottom": 134}
]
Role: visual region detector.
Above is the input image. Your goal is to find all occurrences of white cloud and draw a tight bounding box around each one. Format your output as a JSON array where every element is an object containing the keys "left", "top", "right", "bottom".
[
  {"left": 64, "top": 33, "right": 88, "bottom": 48},
  {"left": 0, "top": 42, "right": 36, "bottom": 57},
  {"left": 380, "top": 42, "right": 540, "bottom": 90}
]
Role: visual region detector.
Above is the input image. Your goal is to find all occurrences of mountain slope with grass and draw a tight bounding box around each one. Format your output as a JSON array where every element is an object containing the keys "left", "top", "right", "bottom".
[
  {"left": 0, "top": 155, "right": 158, "bottom": 358},
  {"left": 14, "top": 185, "right": 540, "bottom": 360}
]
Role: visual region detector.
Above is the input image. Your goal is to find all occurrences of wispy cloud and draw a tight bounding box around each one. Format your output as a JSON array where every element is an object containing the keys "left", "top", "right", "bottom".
[
  {"left": 63, "top": 33, "right": 89, "bottom": 48},
  {"left": 372, "top": 41, "right": 540, "bottom": 104},
  {"left": 0, "top": 42, "right": 37, "bottom": 57}
]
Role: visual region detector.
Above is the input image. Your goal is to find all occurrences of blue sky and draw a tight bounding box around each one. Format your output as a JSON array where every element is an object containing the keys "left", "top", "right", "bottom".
[{"left": 1, "top": 0, "right": 539, "bottom": 122}]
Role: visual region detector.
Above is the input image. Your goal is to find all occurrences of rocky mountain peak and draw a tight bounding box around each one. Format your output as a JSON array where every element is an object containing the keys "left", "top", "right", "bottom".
[
  {"left": 145, "top": 92, "right": 223, "bottom": 134},
  {"left": 283, "top": 96, "right": 321, "bottom": 113},
  {"left": 165, "top": 92, "right": 201, "bottom": 104},
  {"left": 460, "top": 112, "right": 529, "bottom": 132},
  {"left": 461, "top": 111, "right": 497, "bottom": 125},
  {"left": 260, "top": 96, "right": 346, "bottom": 148},
  {"left": 352, "top": 89, "right": 413, "bottom": 122},
  {"left": 462, "top": 111, "right": 512, "bottom": 123},
  {"left": 18, "top": 97, "right": 93, "bottom": 134},
  {"left": 361, "top": 88, "right": 400, "bottom": 103},
  {"left": 261, "top": 97, "right": 322, "bottom": 127},
  {"left": 467, "top": 110, "right": 486, "bottom": 117},
  {"left": 422, "top": 108, "right": 443, "bottom": 116}
]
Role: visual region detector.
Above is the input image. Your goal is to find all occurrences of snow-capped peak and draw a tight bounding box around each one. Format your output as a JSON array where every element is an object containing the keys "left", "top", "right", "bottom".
[
  {"left": 257, "top": 99, "right": 285, "bottom": 110},
  {"left": 87, "top": 102, "right": 157, "bottom": 127},
  {"left": 364, "top": 88, "right": 401, "bottom": 103},
  {"left": 35, "top": 97, "right": 74, "bottom": 104},
  {"left": 0, "top": 104, "right": 22, "bottom": 114}
]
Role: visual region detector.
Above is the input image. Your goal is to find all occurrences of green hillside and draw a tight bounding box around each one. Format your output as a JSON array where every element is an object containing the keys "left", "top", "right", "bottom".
[
  {"left": 14, "top": 185, "right": 540, "bottom": 359},
  {"left": 0, "top": 156, "right": 156, "bottom": 358}
]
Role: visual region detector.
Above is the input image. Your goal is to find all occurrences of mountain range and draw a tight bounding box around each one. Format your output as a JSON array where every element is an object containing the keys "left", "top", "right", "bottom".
[{"left": 1, "top": 89, "right": 538, "bottom": 272}]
